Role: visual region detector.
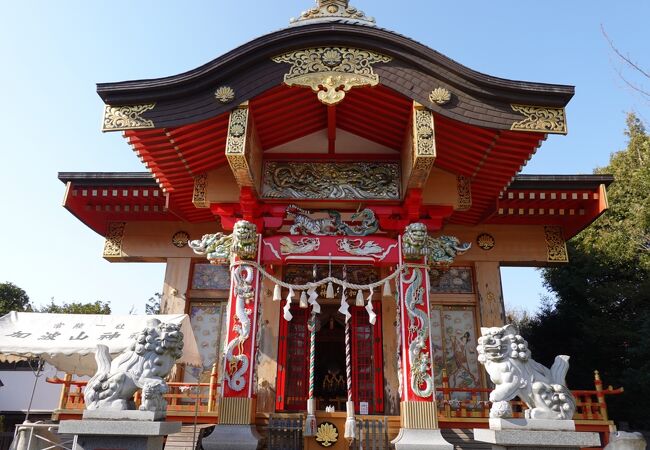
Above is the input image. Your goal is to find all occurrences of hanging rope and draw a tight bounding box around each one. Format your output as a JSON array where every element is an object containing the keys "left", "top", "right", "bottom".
[
  {"left": 230, "top": 260, "right": 406, "bottom": 293},
  {"left": 344, "top": 313, "right": 356, "bottom": 441},
  {"left": 304, "top": 312, "right": 317, "bottom": 436}
]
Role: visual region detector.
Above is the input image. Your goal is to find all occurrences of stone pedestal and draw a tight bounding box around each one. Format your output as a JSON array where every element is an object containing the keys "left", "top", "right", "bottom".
[
  {"left": 474, "top": 420, "right": 601, "bottom": 450},
  {"left": 392, "top": 429, "right": 454, "bottom": 450},
  {"left": 59, "top": 420, "right": 181, "bottom": 450},
  {"left": 201, "top": 425, "right": 261, "bottom": 450}
]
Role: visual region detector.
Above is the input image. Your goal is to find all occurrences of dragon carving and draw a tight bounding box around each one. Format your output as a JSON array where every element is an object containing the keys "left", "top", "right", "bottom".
[
  {"left": 477, "top": 324, "right": 576, "bottom": 420},
  {"left": 189, "top": 220, "right": 258, "bottom": 263},
  {"left": 286, "top": 205, "right": 379, "bottom": 236},
  {"left": 402, "top": 268, "right": 434, "bottom": 398},
  {"left": 402, "top": 223, "right": 471, "bottom": 265},
  {"left": 84, "top": 319, "right": 183, "bottom": 413},
  {"left": 224, "top": 265, "right": 255, "bottom": 392}
]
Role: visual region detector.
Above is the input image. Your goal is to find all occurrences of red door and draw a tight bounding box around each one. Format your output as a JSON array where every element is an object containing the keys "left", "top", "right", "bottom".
[
  {"left": 351, "top": 301, "right": 384, "bottom": 414},
  {"left": 275, "top": 307, "right": 309, "bottom": 411}
]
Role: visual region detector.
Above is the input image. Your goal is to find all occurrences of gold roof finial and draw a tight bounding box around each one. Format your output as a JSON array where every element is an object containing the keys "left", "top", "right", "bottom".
[{"left": 290, "top": 0, "right": 376, "bottom": 27}]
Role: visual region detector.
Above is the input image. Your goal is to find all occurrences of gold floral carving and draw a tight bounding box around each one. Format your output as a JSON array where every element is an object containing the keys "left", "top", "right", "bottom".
[
  {"left": 408, "top": 105, "right": 437, "bottom": 189},
  {"left": 457, "top": 175, "right": 472, "bottom": 210},
  {"left": 214, "top": 86, "right": 235, "bottom": 103},
  {"left": 511, "top": 104, "right": 567, "bottom": 135},
  {"left": 192, "top": 174, "right": 208, "bottom": 208},
  {"left": 102, "top": 104, "right": 155, "bottom": 132},
  {"left": 272, "top": 47, "right": 391, "bottom": 105},
  {"left": 172, "top": 231, "right": 190, "bottom": 248},
  {"left": 290, "top": 0, "right": 376, "bottom": 27},
  {"left": 476, "top": 233, "right": 495, "bottom": 251},
  {"left": 315, "top": 421, "right": 339, "bottom": 447},
  {"left": 225, "top": 106, "right": 256, "bottom": 188},
  {"left": 262, "top": 161, "right": 400, "bottom": 200},
  {"left": 544, "top": 226, "right": 568, "bottom": 262},
  {"left": 103, "top": 222, "right": 126, "bottom": 258},
  {"left": 429, "top": 87, "right": 451, "bottom": 105}
]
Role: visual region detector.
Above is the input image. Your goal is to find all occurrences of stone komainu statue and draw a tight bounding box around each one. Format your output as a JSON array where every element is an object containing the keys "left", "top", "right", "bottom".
[
  {"left": 84, "top": 319, "right": 184, "bottom": 413},
  {"left": 477, "top": 324, "right": 576, "bottom": 420}
]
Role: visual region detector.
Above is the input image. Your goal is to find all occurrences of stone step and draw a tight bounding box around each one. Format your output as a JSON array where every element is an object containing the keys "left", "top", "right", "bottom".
[
  {"left": 165, "top": 425, "right": 213, "bottom": 450},
  {"left": 441, "top": 428, "right": 492, "bottom": 450}
]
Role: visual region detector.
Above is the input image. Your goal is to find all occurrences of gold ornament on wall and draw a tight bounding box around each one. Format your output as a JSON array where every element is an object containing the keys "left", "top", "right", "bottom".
[
  {"left": 315, "top": 422, "right": 339, "bottom": 447},
  {"left": 511, "top": 104, "right": 567, "bottom": 135},
  {"left": 192, "top": 174, "right": 208, "bottom": 208},
  {"left": 172, "top": 231, "right": 190, "bottom": 248},
  {"left": 457, "top": 175, "right": 472, "bottom": 211},
  {"left": 476, "top": 233, "right": 495, "bottom": 251},
  {"left": 102, "top": 104, "right": 156, "bottom": 132},
  {"left": 273, "top": 47, "right": 391, "bottom": 106},
  {"left": 544, "top": 226, "right": 568, "bottom": 262},
  {"left": 429, "top": 87, "right": 452, "bottom": 105},
  {"left": 103, "top": 222, "right": 126, "bottom": 257},
  {"left": 215, "top": 86, "right": 235, "bottom": 104}
]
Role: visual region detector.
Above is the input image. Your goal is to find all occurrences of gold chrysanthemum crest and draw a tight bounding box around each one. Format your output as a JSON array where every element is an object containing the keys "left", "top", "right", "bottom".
[
  {"left": 290, "top": 0, "right": 376, "bottom": 27},
  {"left": 215, "top": 86, "right": 235, "bottom": 103},
  {"left": 429, "top": 87, "right": 451, "bottom": 105}
]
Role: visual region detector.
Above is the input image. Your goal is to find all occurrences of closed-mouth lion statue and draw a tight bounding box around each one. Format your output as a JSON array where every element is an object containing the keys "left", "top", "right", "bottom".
[
  {"left": 84, "top": 319, "right": 184, "bottom": 413},
  {"left": 477, "top": 324, "right": 576, "bottom": 420}
]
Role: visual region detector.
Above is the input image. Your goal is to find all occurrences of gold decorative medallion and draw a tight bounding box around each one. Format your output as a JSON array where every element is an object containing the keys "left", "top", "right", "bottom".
[
  {"left": 429, "top": 87, "right": 452, "bottom": 105},
  {"left": 511, "top": 104, "right": 567, "bottom": 135},
  {"left": 315, "top": 422, "right": 339, "bottom": 447},
  {"left": 172, "top": 231, "right": 190, "bottom": 248},
  {"left": 273, "top": 47, "right": 391, "bottom": 105},
  {"left": 290, "top": 0, "right": 376, "bottom": 26},
  {"left": 102, "top": 104, "right": 155, "bottom": 132},
  {"left": 544, "top": 226, "right": 568, "bottom": 262},
  {"left": 215, "top": 86, "right": 235, "bottom": 103},
  {"left": 103, "top": 222, "right": 126, "bottom": 257},
  {"left": 457, "top": 175, "right": 472, "bottom": 210},
  {"left": 192, "top": 174, "right": 208, "bottom": 208},
  {"left": 476, "top": 233, "right": 495, "bottom": 251}
]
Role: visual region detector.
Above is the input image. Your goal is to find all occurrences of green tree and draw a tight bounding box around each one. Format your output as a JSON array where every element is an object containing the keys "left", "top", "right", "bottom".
[
  {"left": 145, "top": 293, "right": 161, "bottom": 315},
  {"left": 38, "top": 299, "right": 111, "bottom": 314},
  {"left": 0, "top": 282, "right": 32, "bottom": 316},
  {"left": 529, "top": 114, "right": 650, "bottom": 428}
]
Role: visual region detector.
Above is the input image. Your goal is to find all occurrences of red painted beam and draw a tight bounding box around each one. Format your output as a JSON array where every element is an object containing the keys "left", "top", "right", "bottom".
[{"left": 328, "top": 106, "right": 336, "bottom": 154}]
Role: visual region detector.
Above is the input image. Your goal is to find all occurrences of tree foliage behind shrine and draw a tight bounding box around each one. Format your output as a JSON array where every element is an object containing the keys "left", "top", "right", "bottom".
[{"left": 522, "top": 114, "right": 650, "bottom": 428}]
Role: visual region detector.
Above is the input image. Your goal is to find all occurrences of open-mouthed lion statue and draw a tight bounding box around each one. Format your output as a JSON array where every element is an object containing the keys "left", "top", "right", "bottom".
[
  {"left": 84, "top": 319, "right": 183, "bottom": 413},
  {"left": 477, "top": 324, "right": 576, "bottom": 420}
]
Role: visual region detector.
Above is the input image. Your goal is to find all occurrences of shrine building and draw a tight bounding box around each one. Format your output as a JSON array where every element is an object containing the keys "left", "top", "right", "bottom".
[{"left": 56, "top": 1, "right": 618, "bottom": 449}]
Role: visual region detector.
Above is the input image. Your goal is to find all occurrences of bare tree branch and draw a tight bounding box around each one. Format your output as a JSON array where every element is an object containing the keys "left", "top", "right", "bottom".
[{"left": 602, "top": 24, "right": 650, "bottom": 100}]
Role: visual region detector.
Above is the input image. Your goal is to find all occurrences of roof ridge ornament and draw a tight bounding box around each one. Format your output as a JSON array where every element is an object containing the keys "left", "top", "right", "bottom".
[{"left": 290, "top": 0, "right": 376, "bottom": 27}]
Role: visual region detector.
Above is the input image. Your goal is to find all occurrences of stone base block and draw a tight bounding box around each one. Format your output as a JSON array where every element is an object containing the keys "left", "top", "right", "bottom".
[
  {"left": 59, "top": 420, "right": 182, "bottom": 450},
  {"left": 201, "top": 424, "right": 261, "bottom": 450},
  {"left": 82, "top": 409, "right": 165, "bottom": 422},
  {"left": 59, "top": 420, "right": 181, "bottom": 436},
  {"left": 473, "top": 428, "right": 601, "bottom": 449},
  {"left": 392, "top": 428, "right": 454, "bottom": 450},
  {"left": 489, "top": 419, "right": 576, "bottom": 431}
]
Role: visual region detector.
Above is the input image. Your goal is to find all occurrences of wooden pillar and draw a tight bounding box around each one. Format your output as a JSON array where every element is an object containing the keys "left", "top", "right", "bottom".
[
  {"left": 161, "top": 257, "right": 191, "bottom": 314},
  {"left": 216, "top": 241, "right": 262, "bottom": 426},
  {"left": 397, "top": 265, "right": 439, "bottom": 429},
  {"left": 475, "top": 261, "right": 505, "bottom": 327}
]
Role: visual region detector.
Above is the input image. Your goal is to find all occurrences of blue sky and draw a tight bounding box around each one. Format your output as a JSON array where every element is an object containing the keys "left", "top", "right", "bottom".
[{"left": 1, "top": 1, "right": 648, "bottom": 314}]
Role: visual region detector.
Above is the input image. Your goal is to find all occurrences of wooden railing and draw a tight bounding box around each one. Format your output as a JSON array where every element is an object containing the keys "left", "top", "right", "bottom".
[
  {"left": 438, "top": 369, "right": 623, "bottom": 423},
  {"left": 49, "top": 365, "right": 622, "bottom": 427},
  {"left": 48, "top": 363, "right": 220, "bottom": 416}
]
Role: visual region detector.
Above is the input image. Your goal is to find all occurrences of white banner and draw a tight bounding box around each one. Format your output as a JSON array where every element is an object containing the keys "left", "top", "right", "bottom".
[{"left": 0, "top": 312, "right": 202, "bottom": 375}]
